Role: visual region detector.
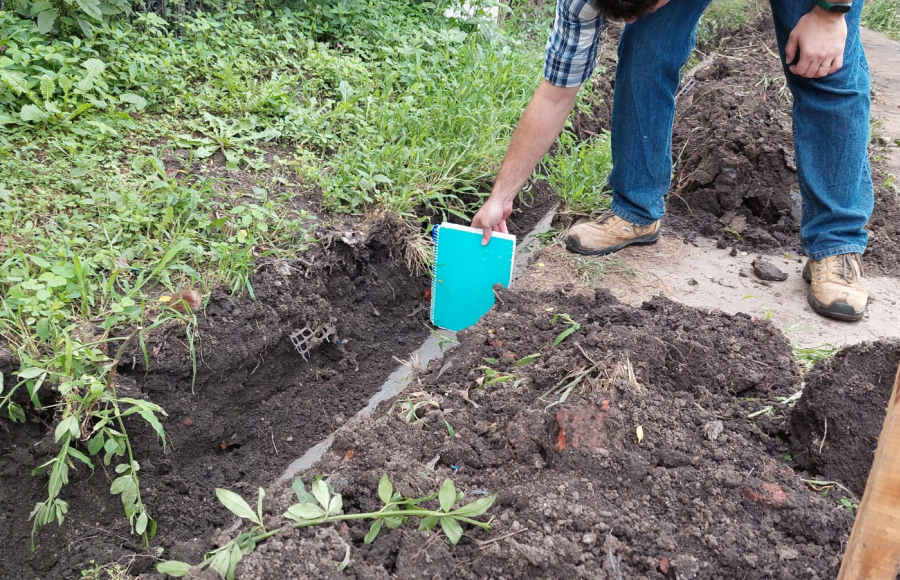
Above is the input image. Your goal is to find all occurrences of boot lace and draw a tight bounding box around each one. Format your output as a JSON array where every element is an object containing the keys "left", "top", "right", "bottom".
[{"left": 822, "top": 254, "right": 863, "bottom": 283}]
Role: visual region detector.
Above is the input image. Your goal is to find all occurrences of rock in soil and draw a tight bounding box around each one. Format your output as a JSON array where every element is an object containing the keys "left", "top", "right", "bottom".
[
  {"left": 239, "top": 287, "right": 856, "bottom": 579},
  {"left": 752, "top": 259, "right": 788, "bottom": 282}
]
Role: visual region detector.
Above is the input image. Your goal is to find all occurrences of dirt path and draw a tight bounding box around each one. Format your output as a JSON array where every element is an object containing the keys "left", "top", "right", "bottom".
[{"left": 863, "top": 27, "right": 900, "bottom": 177}]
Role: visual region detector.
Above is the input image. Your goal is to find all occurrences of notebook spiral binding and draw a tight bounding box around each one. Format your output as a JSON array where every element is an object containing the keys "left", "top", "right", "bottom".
[{"left": 429, "top": 224, "right": 440, "bottom": 323}]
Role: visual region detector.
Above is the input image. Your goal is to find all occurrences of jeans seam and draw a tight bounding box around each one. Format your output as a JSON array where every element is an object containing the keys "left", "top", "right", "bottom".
[{"left": 610, "top": 201, "right": 657, "bottom": 226}]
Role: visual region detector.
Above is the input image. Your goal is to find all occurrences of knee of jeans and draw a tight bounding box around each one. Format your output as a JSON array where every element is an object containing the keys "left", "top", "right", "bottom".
[{"left": 619, "top": 26, "right": 692, "bottom": 67}]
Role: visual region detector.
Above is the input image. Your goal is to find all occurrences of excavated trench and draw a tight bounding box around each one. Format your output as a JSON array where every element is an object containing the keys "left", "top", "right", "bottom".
[
  {"left": 0, "top": 208, "right": 554, "bottom": 579},
  {"left": 0, "top": 221, "right": 437, "bottom": 578}
]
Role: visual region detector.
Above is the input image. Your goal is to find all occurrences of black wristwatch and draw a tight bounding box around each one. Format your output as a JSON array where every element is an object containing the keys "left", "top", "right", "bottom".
[{"left": 814, "top": 0, "right": 852, "bottom": 13}]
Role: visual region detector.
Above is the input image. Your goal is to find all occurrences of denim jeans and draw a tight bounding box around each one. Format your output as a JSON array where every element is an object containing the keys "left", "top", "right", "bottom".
[{"left": 607, "top": 0, "right": 873, "bottom": 260}]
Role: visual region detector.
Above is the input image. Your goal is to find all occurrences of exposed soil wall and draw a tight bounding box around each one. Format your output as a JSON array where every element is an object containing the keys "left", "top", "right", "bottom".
[{"left": 790, "top": 340, "right": 900, "bottom": 497}]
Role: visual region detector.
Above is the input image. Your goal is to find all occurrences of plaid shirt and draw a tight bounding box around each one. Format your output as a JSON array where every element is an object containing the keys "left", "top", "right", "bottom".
[{"left": 544, "top": 0, "right": 604, "bottom": 88}]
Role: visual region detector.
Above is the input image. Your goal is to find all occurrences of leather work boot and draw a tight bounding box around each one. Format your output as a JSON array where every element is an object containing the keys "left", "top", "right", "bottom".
[
  {"left": 565, "top": 211, "right": 660, "bottom": 256},
  {"left": 802, "top": 253, "right": 868, "bottom": 321}
]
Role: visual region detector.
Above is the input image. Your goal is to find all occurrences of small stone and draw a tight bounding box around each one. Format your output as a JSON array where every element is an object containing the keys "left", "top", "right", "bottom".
[
  {"left": 181, "top": 417, "right": 193, "bottom": 426},
  {"left": 752, "top": 259, "right": 788, "bottom": 282},
  {"left": 743, "top": 482, "right": 790, "bottom": 508},
  {"left": 778, "top": 547, "right": 799, "bottom": 560},
  {"left": 703, "top": 420, "right": 724, "bottom": 441},
  {"left": 582, "top": 532, "right": 597, "bottom": 545}
]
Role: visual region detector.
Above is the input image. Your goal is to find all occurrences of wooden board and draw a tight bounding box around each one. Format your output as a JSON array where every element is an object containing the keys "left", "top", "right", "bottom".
[{"left": 838, "top": 362, "right": 900, "bottom": 579}]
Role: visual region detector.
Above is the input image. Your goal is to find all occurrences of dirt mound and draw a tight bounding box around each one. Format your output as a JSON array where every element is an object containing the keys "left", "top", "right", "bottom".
[
  {"left": 240, "top": 288, "right": 853, "bottom": 579},
  {"left": 0, "top": 220, "right": 432, "bottom": 579},
  {"left": 790, "top": 340, "right": 900, "bottom": 497},
  {"left": 669, "top": 18, "right": 800, "bottom": 251}
]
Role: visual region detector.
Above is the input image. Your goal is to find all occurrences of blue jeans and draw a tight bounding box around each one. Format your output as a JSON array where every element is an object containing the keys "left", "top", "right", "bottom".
[{"left": 608, "top": 0, "right": 873, "bottom": 260}]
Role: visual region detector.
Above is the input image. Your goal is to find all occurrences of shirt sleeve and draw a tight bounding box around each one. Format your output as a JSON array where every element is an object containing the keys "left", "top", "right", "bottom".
[{"left": 544, "top": 0, "right": 604, "bottom": 88}]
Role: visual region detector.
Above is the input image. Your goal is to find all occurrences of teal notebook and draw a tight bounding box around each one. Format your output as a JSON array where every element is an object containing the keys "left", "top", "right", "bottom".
[{"left": 430, "top": 223, "right": 516, "bottom": 332}]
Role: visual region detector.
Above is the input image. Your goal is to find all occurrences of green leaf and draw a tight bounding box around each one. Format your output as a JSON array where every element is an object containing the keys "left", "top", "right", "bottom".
[
  {"left": 134, "top": 406, "right": 167, "bottom": 448},
  {"left": 87, "top": 433, "right": 104, "bottom": 455},
  {"left": 0, "top": 70, "right": 29, "bottom": 95},
  {"left": 135, "top": 512, "right": 148, "bottom": 535},
  {"left": 440, "top": 517, "right": 463, "bottom": 544},
  {"left": 156, "top": 561, "right": 191, "bottom": 576},
  {"left": 110, "top": 474, "right": 131, "bottom": 495},
  {"left": 482, "top": 357, "right": 499, "bottom": 365},
  {"left": 21, "top": 104, "right": 49, "bottom": 123},
  {"left": 37, "top": 8, "right": 58, "bottom": 33},
  {"left": 327, "top": 494, "right": 343, "bottom": 516},
  {"left": 75, "top": 0, "right": 103, "bottom": 20},
  {"left": 292, "top": 478, "right": 316, "bottom": 504},
  {"left": 378, "top": 474, "right": 393, "bottom": 504},
  {"left": 67, "top": 446, "right": 95, "bottom": 470},
  {"left": 257, "top": 487, "right": 265, "bottom": 525},
  {"left": 439, "top": 479, "right": 456, "bottom": 513},
  {"left": 78, "top": 58, "right": 106, "bottom": 92},
  {"left": 516, "top": 353, "right": 542, "bottom": 366},
  {"left": 311, "top": 479, "right": 330, "bottom": 509},
  {"left": 209, "top": 549, "right": 231, "bottom": 579},
  {"left": 119, "top": 93, "right": 147, "bottom": 110},
  {"left": 553, "top": 326, "right": 578, "bottom": 347},
  {"left": 451, "top": 495, "right": 495, "bottom": 518},
  {"left": 216, "top": 488, "right": 261, "bottom": 525},
  {"left": 418, "top": 515, "right": 439, "bottom": 531},
  {"left": 18, "top": 367, "right": 46, "bottom": 379},
  {"left": 284, "top": 502, "right": 326, "bottom": 522},
  {"left": 363, "top": 518, "right": 383, "bottom": 544},
  {"left": 9, "top": 402, "right": 26, "bottom": 423},
  {"left": 55, "top": 416, "right": 79, "bottom": 443}
]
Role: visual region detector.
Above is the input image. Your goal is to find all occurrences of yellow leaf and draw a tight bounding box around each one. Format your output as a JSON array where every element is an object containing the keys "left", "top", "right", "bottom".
[
  {"left": 636, "top": 425, "right": 644, "bottom": 444},
  {"left": 158, "top": 295, "right": 172, "bottom": 302}
]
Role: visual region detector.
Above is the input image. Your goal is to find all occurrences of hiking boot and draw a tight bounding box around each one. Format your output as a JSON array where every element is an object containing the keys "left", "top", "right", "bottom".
[
  {"left": 565, "top": 211, "right": 660, "bottom": 256},
  {"left": 802, "top": 253, "right": 868, "bottom": 322}
]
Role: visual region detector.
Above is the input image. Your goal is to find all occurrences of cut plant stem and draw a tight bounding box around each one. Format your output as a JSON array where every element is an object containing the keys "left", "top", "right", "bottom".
[{"left": 291, "top": 509, "right": 493, "bottom": 530}]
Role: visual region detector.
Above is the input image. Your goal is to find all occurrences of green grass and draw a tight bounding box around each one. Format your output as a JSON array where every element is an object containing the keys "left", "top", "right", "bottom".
[
  {"left": 540, "top": 130, "right": 613, "bottom": 214},
  {"left": 863, "top": 0, "right": 900, "bottom": 40},
  {"left": 0, "top": 0, "right": 550, "bottom": 549},
  {"left": 793, "top": 342, "right": 841, "bottom": 373}
]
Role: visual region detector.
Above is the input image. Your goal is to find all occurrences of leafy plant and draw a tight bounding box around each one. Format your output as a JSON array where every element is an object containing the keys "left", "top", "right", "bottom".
[
  {"left": 540, "top": 130, "right": 613, "bottom": 215},
  {"left": 176, "top": 113, "right": 280, "bottom": 170},
  {"left": 16, "top": 0, "right": 132, "bottom": 37},
  {"left": 474, "top": 366, "right": 522, "bottom": 388},
  {"left": 285, "top": 475, "right": 495, "bottom": 546},
  {"left": 158, "top": 487, "right": 279, "bottom": 579},
  {"left": 551, "top": 313, "right": 580, "bottom": 347},
  {"left": 390, "top": 394, "right": 439, "bottom": 424},
  {"left": 840, "top": 496, "right": 859, "bottom": 512}
]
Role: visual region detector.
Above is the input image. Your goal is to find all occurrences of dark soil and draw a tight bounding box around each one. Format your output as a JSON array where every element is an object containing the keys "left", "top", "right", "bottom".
[
  {"left": 238, "top": 287, "right": 858, "bottom": 579},
  {"left": 668, "top": 18, "right": 802, "bottom": 253},
  {"left": 0, "top": 219, "right": 432, "bottom": 579},
  {"left": 790, "top": 340, "right": 900, "bottom": 497}
]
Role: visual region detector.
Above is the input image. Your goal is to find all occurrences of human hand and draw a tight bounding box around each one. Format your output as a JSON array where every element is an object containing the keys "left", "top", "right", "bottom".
[
  {"left": 471, "top": 197, "right": 513, "bottom": 245},
  {"left": 785, "top": 7, "right": 847, "bottom": 79}
]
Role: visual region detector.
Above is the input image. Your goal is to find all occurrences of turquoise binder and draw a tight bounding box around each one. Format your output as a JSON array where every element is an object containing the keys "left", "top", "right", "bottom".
[{"left": 430, "top": 223, "right": 516, "bottom": 332}]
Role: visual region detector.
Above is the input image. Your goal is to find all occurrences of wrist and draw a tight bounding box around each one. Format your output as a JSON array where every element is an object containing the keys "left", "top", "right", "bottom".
[{"left": 812, "top": 0, "right": 850, "bottom": 17}]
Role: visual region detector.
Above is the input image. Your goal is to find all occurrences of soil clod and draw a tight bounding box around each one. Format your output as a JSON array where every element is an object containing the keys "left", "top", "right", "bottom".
[{"left": 752, "top": 258, "right": 789, "bottom": 281}]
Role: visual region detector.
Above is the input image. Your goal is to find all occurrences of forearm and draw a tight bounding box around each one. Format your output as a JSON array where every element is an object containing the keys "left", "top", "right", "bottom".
[{"left": 490, "top": 80, "right": 580, "bottom": 204}]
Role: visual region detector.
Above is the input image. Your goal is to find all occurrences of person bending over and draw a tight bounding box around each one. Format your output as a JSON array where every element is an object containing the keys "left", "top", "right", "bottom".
[{"left": 471, "top": 0, "right": 872, "bottom": 321}]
